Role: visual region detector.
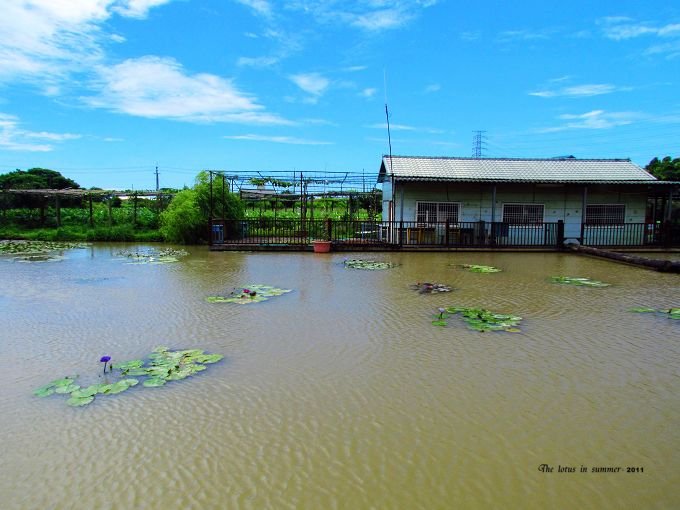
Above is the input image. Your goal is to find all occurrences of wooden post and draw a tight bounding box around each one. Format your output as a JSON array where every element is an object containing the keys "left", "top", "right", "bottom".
[
  {"left": 55, "top": 194, "right": 61, "bottom": 227},
  {"left": 557, "top": 219, "right": 565, "bottom": 249},
  {"left": 133, "top": 192, "right": 138, "bottom": 227}
]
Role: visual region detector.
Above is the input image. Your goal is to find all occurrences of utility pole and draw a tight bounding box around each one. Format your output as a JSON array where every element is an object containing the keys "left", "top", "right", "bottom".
[
  {"left": 472, "top": 130, "right": 487, "bottom": 158},
  {"left": 155, "top": 163, "right": 160, "bottom": 191}
]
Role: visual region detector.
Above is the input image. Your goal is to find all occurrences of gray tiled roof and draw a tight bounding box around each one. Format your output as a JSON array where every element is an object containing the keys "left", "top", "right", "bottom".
[{"left": 379, "top": 156, "right": 657, "bottom": 183}]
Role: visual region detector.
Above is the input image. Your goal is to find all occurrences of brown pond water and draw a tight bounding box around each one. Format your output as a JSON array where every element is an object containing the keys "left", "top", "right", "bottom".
[{"left": 0, "top": 245, "right": 678, "bottom": 509}]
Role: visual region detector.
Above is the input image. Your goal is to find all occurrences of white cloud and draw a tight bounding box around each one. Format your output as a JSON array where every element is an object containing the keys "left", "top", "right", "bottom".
[
  {"left": 497, "top": 29, "right": 549, "bottom": 42},
  {"left": 86, "top": 56, "right": 290, "bottom": 124},
  {"left": 0, "top": 113, "right": 80, "bottom": 151},
  {"left": 233, "top": 0, "right": 272, "bottom": 18},
  {"left": 112, "top": 0, "right": 174, "bottom": 19},
  {"left": 351, "top": 8, "right": 408, "bottom": 31},
  {"left": 224, "top": 134, "right": 332, "bottom": 145},
  {"left": 600, "top": 17, "right": 680, "bottom": 41},
  {"left": 644, "top": 41, "right": 680, "bottom": 59},
  {"left": 360, "top": 88, "right": 377, "bottom": 98},
  {"left": 0, "top": 0, "right": 174, "bottom": 91},
  {"left": 283, "top": 1, "right": 438, "bottom": 32},
  {"left": 289, "top": 72, "right": 330, "bottom": 97},
  {"left": 539, "top": 110, "right": 642, "bottom": 132},
  {"left": 237, "top": 56, "right": 279, "bottom": 68},
  {"left": 530, "top": 83, "right": 621, "bottom": 98},
  {"left": 424, "top": 83, "right": 440, "bottom": 93},
  {"left": 367, "top": 122, "right": 416, "bottom": 131}
]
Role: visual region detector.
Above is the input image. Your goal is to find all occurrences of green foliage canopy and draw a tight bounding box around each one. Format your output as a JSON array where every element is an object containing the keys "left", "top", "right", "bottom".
[
  {"left": 160, "top": 171, "right": 244, "bottom": 244},
  {"left": 0, "top": 168, "right": 80, "bottom": 190},
  {"left": 645, "top": 156, "right": 680, "bottom": 181}
]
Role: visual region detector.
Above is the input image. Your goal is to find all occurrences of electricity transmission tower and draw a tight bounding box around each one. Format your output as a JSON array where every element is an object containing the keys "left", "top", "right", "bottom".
[{"left": 472, "top": 130, "right": 487, "bottom": 158}]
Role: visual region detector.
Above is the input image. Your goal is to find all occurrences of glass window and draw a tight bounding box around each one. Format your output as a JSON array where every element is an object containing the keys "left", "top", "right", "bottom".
[
  {"left": 585, "top": 204, "right": 625, "bottom": 225},
  {"left": 502, "top": 204, "right": 544, "bottom": 224},
  {"left": 416, "top": 202, "right": 459, "bottom": 224}
]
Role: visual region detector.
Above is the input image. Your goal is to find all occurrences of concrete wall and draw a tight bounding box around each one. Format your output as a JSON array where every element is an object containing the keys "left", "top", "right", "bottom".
[{"left": 384, "top": 181, "right": 649, "bottom": 244}]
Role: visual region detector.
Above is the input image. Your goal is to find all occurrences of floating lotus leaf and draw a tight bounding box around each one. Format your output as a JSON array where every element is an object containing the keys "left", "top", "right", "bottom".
[
  {"left": 550, "top": 276, "right": 609, "bottom": 287},
  {"left": 123, "top": 368, "right": 150, "bottom": 376},
  {"left": 460, "top": 264, "right": 501, "bottom": 273},
  {"left": 55, "top": 383, "right": 80, "bottom": 394},
  {"left": 207, "top": 285, "right": 292, "bottom": 305},
  {"left": 143, "top": 378, "right": 166, "bottom": 387},
  {"left": 106, "top": 381, "right": 133, "bottom": 394},
  {"left": 33, "top": 386, "right": 56, "bottom": 398},
  {"left": 629, "top": 307, "right": 657, "bottom": 313},
  {"left": 191, "top": 354, "right": 223, "bottom": 364},
  {"left": 630, "top": 307, "right": 680, "bottom": 320},
  {"left": 166, "top": 371, "right": 190, "bottom": 381},
  {"left": 115, "top": 249, "right": 187, "bottom": 265},
  {"left": 33, "top": 376, "right": 79, "bottom": 397},
  {"left": 435, "top": 306, "right": 522, "bottom": 332},
  {"left": 71, "top": 385, "right": 99, "bottom": 398},
  {"left": 66, "top": 395, "right": 95, "bottom": 407},
  {"left": 411, "top": 283, "right": 452, "bottom": 293},
  {"left": 178, "top": 349, "right": 204, "bottom": 357},
  {"left": 35, "top": 347, "right": 222, "bottom": 406},
  {"left": 0, "top": 241, "right": 88, "bottom": 256},
  {"left": 343, "top": 259, "right": 396, "bottom": 270},
  {"left": 96, "top": 383, "right": 114, "bottom": 394},
  {"left": 112, "top": 360, "right": 144, "bottom": 371}
]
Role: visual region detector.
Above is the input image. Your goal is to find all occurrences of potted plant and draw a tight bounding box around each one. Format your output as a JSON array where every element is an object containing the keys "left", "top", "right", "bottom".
[{"left": 312, "top": 219, "right": 333, "bottom": 253}]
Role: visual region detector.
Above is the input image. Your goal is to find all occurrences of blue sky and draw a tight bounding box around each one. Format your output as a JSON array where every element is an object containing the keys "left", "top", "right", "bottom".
[{"left": 0, "top": 0, "right": 679, "bottom": 190}]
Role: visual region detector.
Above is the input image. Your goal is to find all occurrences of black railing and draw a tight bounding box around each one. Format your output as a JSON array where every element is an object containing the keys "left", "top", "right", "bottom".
[{"left": 210, "top": 219, "right": 678, "bottom": 248}]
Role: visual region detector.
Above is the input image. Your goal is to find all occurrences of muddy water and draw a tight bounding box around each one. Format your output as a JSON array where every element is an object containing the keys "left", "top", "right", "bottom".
[{"left": 0, "top": 245, "right": 678, "bottom": 509}]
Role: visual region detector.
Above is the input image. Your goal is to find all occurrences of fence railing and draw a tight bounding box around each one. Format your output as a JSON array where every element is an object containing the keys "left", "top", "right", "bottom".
[{"left": 210, "top": 219, "right": 678, "bottom": 248}]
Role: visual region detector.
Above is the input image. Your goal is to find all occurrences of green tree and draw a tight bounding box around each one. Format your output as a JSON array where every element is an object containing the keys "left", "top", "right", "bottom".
[
  {"left": 160, "top": 171, "right": 244, "bottom": 244},
  {"left": 645, "top": 156, "right": 680, "bottom": 181},
  {"left": 159, "top": 189, "right": 204, "bottom": 244},
  {"left": 0, "top": 168, "right": 79, "bottom": 190}
]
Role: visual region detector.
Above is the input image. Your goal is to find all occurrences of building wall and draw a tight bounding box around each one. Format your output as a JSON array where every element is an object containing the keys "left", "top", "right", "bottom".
[{"left": 387, "top": 181, "right": 648, "bottom": 243}]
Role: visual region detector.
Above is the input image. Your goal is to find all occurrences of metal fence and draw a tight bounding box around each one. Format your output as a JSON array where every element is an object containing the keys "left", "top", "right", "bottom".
[{"left": 210, "top": 219, "right": 678, "bottom": 249}]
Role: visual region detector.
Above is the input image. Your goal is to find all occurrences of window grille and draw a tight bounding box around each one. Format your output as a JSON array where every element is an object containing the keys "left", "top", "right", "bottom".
[
  {"left": 502, "top": 204, "right": 544, "bottom": 224},
  {"left": 585, "top": 204, "right": 625, "bottom": 225},
  {"left": 416, "top": 202, "right": 459, "bottom": 224}
]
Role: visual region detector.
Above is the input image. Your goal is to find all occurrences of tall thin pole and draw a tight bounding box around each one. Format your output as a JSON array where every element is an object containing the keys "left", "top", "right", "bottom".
[{"left": 155, "top": 163, "right": 159, "bottom": 191}]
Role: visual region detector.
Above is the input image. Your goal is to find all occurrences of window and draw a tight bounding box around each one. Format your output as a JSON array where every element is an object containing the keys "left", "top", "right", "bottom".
[
  {"left": 585, "top": 204, "right": 625, "bottom": 225},
  {"left": 416, "top": 202, "right": 459, "bottom": 224},
  {"left": 502, "top": 204, "right": 544, "bottom": 224}
]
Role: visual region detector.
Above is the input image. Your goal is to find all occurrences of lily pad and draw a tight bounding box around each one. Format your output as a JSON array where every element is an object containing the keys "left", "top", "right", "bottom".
[
  {"left": 115, "top": 248, "right": 188, "bottom": 265},
  {"left": 33, "top": 376, "right": 79, "bottom": 397},
  {"left": 34, "top": 347, "right": 223, "bottom": 406},
  {"left": 551, "top": 276, "right": 610, "bottom": 287},
  {"left": 143, "top": 378, "right": 167, "bottom": 387},
  {"left": 460, "top": 264, "right": 501, "bottom": 273},
  {"left": 411, "top": 282, "right": 452, "bottom": 293},
  {"left": 344, "top": 259, "right": 396, "bottom": 270},
  {"left": 112, "top": 360, "right": 144, "bottom": 371},
  {"left": 207, "top": 285, "right": 292, "bottom": 305},
  {"left": 630, "top": 307, "right": 680, "bottom": 320},
  {"left": 0, "top": 240, "right": 87, "bottom": 262},
  {"left": 71, "top": 385, "right": 99, "bottom": 398},
  {"left": 66, "top": 395, "right": 95, "bottom": 407},
  {"left": 434, "top": 306, "right": 523, "bottom": 332}
]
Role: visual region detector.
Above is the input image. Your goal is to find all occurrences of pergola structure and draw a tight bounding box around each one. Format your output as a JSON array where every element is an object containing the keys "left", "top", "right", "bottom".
[
  {"left": 1, "top": 188, "right": 172, "bottom": 227},
  {"left": 207, "top": 170, "right": 382, "bottom": 222}
]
